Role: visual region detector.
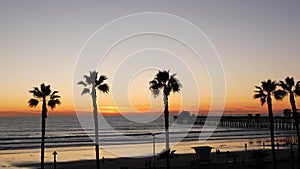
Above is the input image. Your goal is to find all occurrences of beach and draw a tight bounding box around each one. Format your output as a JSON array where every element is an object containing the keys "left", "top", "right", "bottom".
[
  {"left": 13, "top": 148, "right": 297, "bottom": 169},
  {"left": 1, "top": 139, "right": 296, "bottom": 169},
  {"left": 0, "top": 116, "right": 298, "bottom": 169}
]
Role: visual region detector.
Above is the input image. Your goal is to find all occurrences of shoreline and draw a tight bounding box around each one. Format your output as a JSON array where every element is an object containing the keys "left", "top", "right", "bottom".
[
  {"left": 1, "top": 127, "right": 295, "bottom": 152},
  {"left": 1, "top": 139, "right": 296, "bottom": 169}
]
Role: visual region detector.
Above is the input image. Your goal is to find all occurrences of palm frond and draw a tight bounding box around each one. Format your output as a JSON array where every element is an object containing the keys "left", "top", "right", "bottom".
[
  {"left": 285, "top": 77, "right": 294, "bottom": 90},
  {"left": 169, "top": 74, "right": 181, "bottom": 93},
  {"left": 83, "top": 75, "right": 92, "bottom": 84},
  {"left": 168, "top": 74, "right": 176, "bottom": 84},
  {"left": 97, "top": 84, "right": 109, "bottom": 93},
  {"left": 81, "top": 88, "right": 90, "bottom": 95},
  {"left": 150, "top": 70, "right": 181, "bottom": 97},
  {"left": 96, "top": 75, "right": 108, "bottom": 86},
  {"left": 28, "top": 98, "right": 39, "bottom": 107},
  {"left": 51, "top": 91, "right": 58, "bottom": 95},
  {"left": 40, "top": 83, "right": 51, "bottom": 96},
  {"left": 149, "top": 80, "right": 158, "bottom": 87},
  {"left": 273, "top": 89, "right": 287, "bottom": 100},
  {"left": 156, "top": 70, "right": 170, "bottom": 84},
  {"left": 279, "top": 80, "right": 288, "bottom": 91},
  {"left": 48, "top": 99, "right": 61, "bottom": 109},
  {"left": 77, "top": 81, "right": 87, "bottom": 87},
  {"left": 295, "top": 81, "right": 300, "bottom": 96},
  {"left": 254, "top": 86, "right": 263, "bottom": 91},
  {"left": 172, "top": 83, "right": 181, "bottom": 92},
  {"left": 151, "top": 88, "right": 160, "bottom": 96},
  {"left": 253, "top": 92, "right": 265, "bottom": 99},
  {"left": 50, "top": 91, "right": 59, "bottom": 99},
  {"left": 153, "top": 79, "right": 164, "bottom": 88},
  {"left": 260, "top": 97, "right": 266, "bottom": 105},
  {"left": 253, "top": 86, "right": 265, "bottom": 96},
  {"left": 262, "top": 80, "right": 277, "bottom": 92},
  {"left": 89, "top": 71, "right": 97, "bottom": 82},
  {"left": 84, "top": 71, "right": 96, "bottom": 85},
  {"left": 253, "top": 87, "right": 267, "bottom": 106},
  {"left": 40, "top": 83, "right": 46, "bottom": 92},
  {"left": 84, "top": 75, "right": 92, "bottom": 84},
  {"left": 29, "top": 87, "right": 43, "bottom": 98},
  {"left": 149, "top": 80, "right": 160, "bottom": 96},
  {"left": 253, "top": 93, "right": 266, "bottom": 106},
  {"left": 51, "top": 95, "right": 60, "bottom": 100}
]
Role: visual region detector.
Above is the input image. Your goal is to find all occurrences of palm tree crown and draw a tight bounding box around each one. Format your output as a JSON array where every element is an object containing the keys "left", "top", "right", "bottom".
[
  {"left": 149, "top": 70, "right": 181, "bottom": 97},
  {"left": 78, "top": 71, "right": 109, "bottom": 95},
  {"left": 279, "top": 77, "right": 300, "bottom": 98},
  {"left": 28, "top": 83, "right": 61, "bottom": 113},
  {"left": 253, "top": 79, "right": 286, "bottom": 105}
]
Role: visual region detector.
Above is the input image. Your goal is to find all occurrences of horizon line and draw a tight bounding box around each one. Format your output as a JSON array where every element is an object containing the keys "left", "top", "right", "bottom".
[{"left": 0, "top": 109, "right": 285, "bottom": 117}]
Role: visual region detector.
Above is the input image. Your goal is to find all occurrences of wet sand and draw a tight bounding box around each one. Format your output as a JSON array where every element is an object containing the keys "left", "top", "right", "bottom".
[
  {"left": 14, "top": 148, "right": 297, "bottom": 169},
  {"left": 1, "top": 139, "right": 263, "bottom": 168},
  {"left": 1, "top": 139, "right": 296, "bottom": 169}
]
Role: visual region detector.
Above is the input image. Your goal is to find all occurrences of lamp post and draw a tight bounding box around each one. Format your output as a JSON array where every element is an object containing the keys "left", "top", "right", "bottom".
[
  {"left": 52, "top": 151, "right": 58, "bottom": 169},
  {"left": 152, "top": 133, "right": 156, "bottom": 168}
]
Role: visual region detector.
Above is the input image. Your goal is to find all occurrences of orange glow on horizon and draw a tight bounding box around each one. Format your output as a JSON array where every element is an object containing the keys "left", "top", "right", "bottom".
[
  {"left": 1, "top": 91, "right": 299, "bottom": 117},
  {"left": 1, "top": 103, "right": 297, "bottom": 117}
]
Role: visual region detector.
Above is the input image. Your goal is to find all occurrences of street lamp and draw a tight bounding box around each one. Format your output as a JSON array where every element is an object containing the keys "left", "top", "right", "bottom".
[
  {"left": 152, "top": 133, "right": 157, "bottom": 168},
  {"left": 52, "top": 151, "right": 58, "bottom": 169}
]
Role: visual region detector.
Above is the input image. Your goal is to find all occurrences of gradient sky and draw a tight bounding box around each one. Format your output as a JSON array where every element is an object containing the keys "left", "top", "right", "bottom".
[{"left": 0, "top": 1, "right": 299, "bottom": 116}]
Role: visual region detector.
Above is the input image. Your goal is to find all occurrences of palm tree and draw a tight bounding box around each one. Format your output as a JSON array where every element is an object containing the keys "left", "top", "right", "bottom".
[
  {"left": 253, "top": 79, "right": 286, "bottom": 169},
  {"left": 279, "top": 76, "right": 300, "bottom": 168},
  {"left": 28, "top": 83, "right": 61, "bottom": 169},
  {"left": 149, "top": 70, "right": 181, "bottom": 169},
  {"left": 78, "top": 71, "right": 109, "bottom": 169}
]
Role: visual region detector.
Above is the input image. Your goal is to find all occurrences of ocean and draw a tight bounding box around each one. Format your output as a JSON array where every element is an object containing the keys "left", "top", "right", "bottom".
[{"left": 0, "top": 115, "right": 297, "bottom": 154}]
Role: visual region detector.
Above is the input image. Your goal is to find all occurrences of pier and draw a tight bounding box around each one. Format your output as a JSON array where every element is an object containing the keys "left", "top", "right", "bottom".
[{"left": 174, "top": 114, "right": 298, "bottom": 130}]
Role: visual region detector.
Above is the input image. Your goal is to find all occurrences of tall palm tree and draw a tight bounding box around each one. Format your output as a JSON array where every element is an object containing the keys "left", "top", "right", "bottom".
[
  {"left": 28, "top": 83, "right": 61, "bottom": 169},
  {"left": 78, "top": 71, "right": 109, "bottom": 169},
  {"left": 149, "top": 70, "right": 181, "bottom": 169},
  {"left": 253, "top": 79, "right": 286, "bottom": 169},
  {"left": 279, "top": 76, "right": 300, "bottom": 168}
]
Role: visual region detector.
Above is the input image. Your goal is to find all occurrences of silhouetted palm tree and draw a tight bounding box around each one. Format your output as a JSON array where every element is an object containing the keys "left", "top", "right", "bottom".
[
  {"left": 279, "top": 76, "right": 300, "bottom": 168},
  {"left": 28, "top": 83, "right": 61, "bottom": 169},
  {"left": 253, "top": 79, "right": 286, "bottom": 169},
  {"left": 149, "top": 70, "right": 181, "bottom": 169},
  {"left": 78, "top": 71, "right": 109, "bottom": 169}
]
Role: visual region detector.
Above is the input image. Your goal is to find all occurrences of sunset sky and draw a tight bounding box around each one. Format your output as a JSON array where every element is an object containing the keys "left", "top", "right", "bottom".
[{"left": 0, "top": 1, "right": 299, "bottom": 116}]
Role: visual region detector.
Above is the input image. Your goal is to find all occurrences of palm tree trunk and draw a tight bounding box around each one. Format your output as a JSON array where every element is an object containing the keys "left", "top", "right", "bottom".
[
  {"left": 267, "top": 95, "right": 277, "bottom": 169},
  {"left": 290, "top": 93, "right": 300, "bottom": 169},
  {"left": 92, "top": 87, "right": 100, "bottom": 169},
  {"left": 163, "top": 94, "right": 170, "bottom": 169},
  {"left": 41, "top": 99, "right": 47, "bottom": 169}
]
